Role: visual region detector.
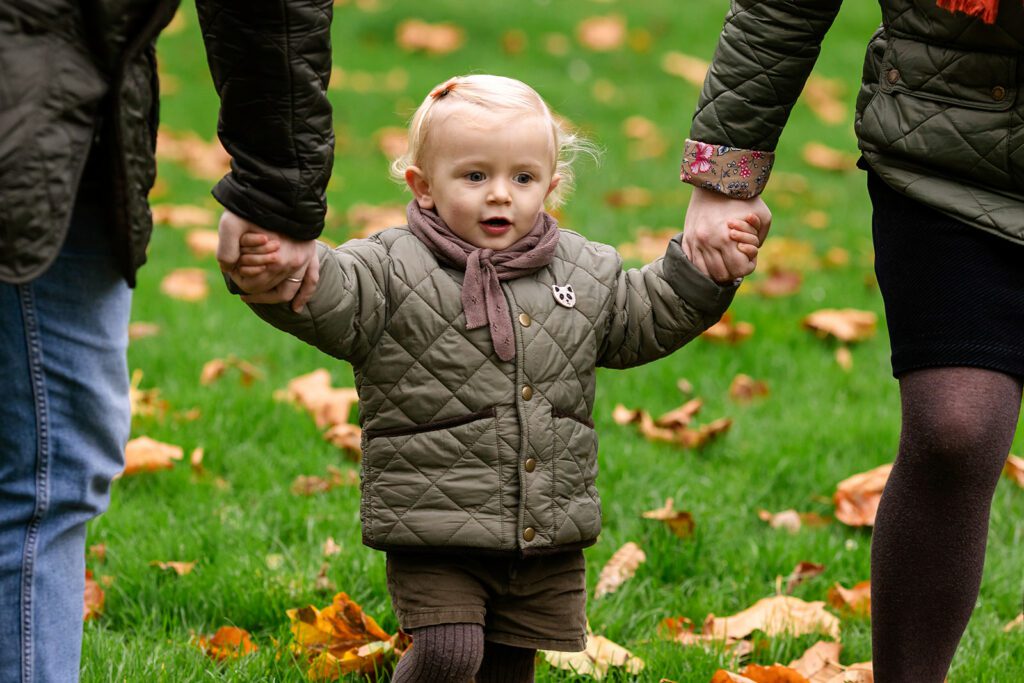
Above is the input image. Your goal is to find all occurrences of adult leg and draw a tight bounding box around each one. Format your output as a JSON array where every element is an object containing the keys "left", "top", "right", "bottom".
[
  {"left": 475, "top": 641, "right": 535, "bottom": 682},
  {"left": 871, "top": 367, "right": 1022, "bottom": 683},
  {"left": 392, "top": 623, "right": 485, "bottom": 683},
  {"left": 0, "top": 201, "right": 131, "bottom": 683}
]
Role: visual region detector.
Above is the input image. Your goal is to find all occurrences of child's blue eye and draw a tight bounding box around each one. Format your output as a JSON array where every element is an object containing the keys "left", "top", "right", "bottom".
[
  {"left": 514, "top": 173, "right": 533, "bottom": 184},
  {"left": 466, "top": 172, "right": 485, "bottom": 182}
]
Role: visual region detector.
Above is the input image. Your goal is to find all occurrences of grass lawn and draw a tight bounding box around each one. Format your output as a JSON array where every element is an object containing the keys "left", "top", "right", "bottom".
[{"left": 81, "top": 1, "right": 1024, "bottom": 680}]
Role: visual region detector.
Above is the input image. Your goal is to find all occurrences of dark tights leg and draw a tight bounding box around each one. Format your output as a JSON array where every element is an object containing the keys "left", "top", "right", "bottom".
[
  {"left": 475, "top": 641, "right": 536, "bottom": 682},
  {"left": 871, "top": 367, "right": 1022, "bottom": 682},
  {"left": 392, "top": 623, "right": 484, "bottom": 683}
]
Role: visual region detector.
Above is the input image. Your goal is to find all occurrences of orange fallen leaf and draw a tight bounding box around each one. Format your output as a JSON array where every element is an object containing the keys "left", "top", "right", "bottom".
[
  {"left": 151, "top": 203, "right": 217, "bottom": 229},
  {"left": 156, "top": 128, "right": 231, "bottom": 180},
  {"left": 200, "top": 355, "right": 264, "bottom": 386},
  {"left": 704, "top": 595, "right": 841, "bottom": 641},
  {"left": 83, "top": 570, "right": 104, "bottom": 621},
  {"left": 185, "top": 229, "right": 220, "bottom": 258},
  {"left": 160, "top": 268, "right": 209, "bottom": 302},
  {"left": 802, "top": 75, "right": 847, "bottom": 125},
  {"left": 835, "top": 346, "right": 854, "bottom": 372},
  {"left": 594, "top": 542, "right": 646, "bottom": 599},
  {"left": 623, "top": 115, "right": 667, "bottom": 160},
  {"left": 612, "top": 404, "right": 643, "bottom": 426},
  {"left": 754, "top": 270, "right": 802, "bottom": 298},
  {"left": 655, "top": 399, "right": 704, "bottom": 429},
  {"left": 642, "top": 498, "right": 696, "bottom": 539},
  {"left": 577, "top": 15, "right": 626, "bottom": 51},
  {"left": 323, "top": 423, "right": 362, "bottom": 462},
  {"left": 121, "top": 436, "right": 183, "bottom": 476},
  {"left": 292, "top": 475, "right": 334, "bottom": 497},
  {"left": 827, "top": 580, "right": 871, "bottom": 617},
  {"left": 197, "top": 626, "right": 258, "bottom": 661},
  {"left": 822, "top": 247, "right": 850, "bottom": 269},
  {"left": 702, "top": 313, "right": 754, "bottom": 344},
  {"left": 150, "top": 560, "right": 196, "bottom": 576},
  {"left": 1003, "top": 454, "right": 1024, "bottom": 488},
  {"left": 802, "top": 142, "right": 857, "bottom": 172},
  {"left": 395, "top": 19, "right": 464, "bottom": 55},
  {"left": 782, "top": 561, "right": 826, "bottom": 595},
  {"left": 128, "top": 322, "right": 161, "bottom": 340},
  {"left": 730, "top": 375, "right": 769, "bottom": 403},
  {"left": 678, "top": 417, "right": 732, "bottom": 449},
  {"left": 605, "top": 186, "right": 653, "bottom": 208},
  {"left": 502, "top": 29, "right": 527, "bottom": 55},
  {"left": 823, "top": 662, "right": 873, "bottom": 683},
  {"left": 804, "top": 309, "right": 877, "bottom": 343},
  {"left": 788, "top": 640, "right": 844, "bottom": 681},
  {"left": 200, "top": 359, "right": 228, "bottom": 385},
  {"left": 373, "top": 126, "right": 408, "bottom": 160},
  {"left": 716, "top": 663, "right": 812, "bottom": 683},
  {"left": 759, "top": 510, "right": 830, "bottom": 534},
  {"left": 278, "top": 370, "right": 359, "bottom": 429},
  {"left": 661, "top": 51, "right": 709, "bottom": 87},
  {"left": 542, "top": 633, "right": 644, "bottom": 679},
  {"left": 190, "top": 447, "right": 205, "bottom": 474},
  {"left": 618, "top": 228, "right": 679, "bottom": 263},
  {"left": 88, "top": 544, "right": 107, "bottom": 563},
  {"left": 758, "top": 238, "right": 819, "bottom": 273},
  {"left": 322, "top": 537, "right": 343, "bottom": 557},
  {"left": 1004, "top": 613, "right": 1023, "bottom": 632},
  {"left": 129, "top": 369, "right": 168, "bottom": 419},
  {"left": 803, "top": 210, "right": 830, "bottom": 230},
  {"left": 834, "top": 463, "right": 892, "bottom": 527}
]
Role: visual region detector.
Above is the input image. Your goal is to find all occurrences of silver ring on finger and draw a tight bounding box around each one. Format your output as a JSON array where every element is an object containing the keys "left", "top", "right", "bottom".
[{"left": 286, "top": 277, "right": 303, "bottom": 283}]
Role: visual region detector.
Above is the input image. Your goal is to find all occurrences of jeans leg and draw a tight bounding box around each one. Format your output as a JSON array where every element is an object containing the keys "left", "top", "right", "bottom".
[{"left": 0, "top": 201, "right": 131, "bottom": 683}]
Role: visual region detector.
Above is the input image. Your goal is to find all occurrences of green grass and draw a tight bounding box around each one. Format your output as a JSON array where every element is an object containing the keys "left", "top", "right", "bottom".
[{"left": 82, "top": 1, "right": 1024, "bottom": 681}]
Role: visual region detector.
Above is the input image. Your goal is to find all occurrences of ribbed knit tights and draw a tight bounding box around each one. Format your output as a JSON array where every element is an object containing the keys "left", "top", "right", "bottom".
[
  {"left": 871, "top": 367, "right": 1022, "bottom": 683},
  {"left": 392, "top": 624, "right": 536, "bottom": 682}
]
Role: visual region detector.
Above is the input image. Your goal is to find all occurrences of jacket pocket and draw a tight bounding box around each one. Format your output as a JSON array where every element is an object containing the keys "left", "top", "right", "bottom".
[{"left": 549, "top": 408, "right": 601, "bottom": 545}]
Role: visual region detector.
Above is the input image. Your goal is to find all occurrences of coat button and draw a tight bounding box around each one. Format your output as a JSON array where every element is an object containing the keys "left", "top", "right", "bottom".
[
  {"left": 521, "top": 385, "right": 533, "bottom": 401},
  {"left": 524, "top": 458, "right": 536, "bottom": 472},
  {"left": 886, "top": 68, "right": 900, "bottom": 84},
  {"left": 523, "top": 527, "right": 536, "bottom": 542},
  {"left": 992, "top": 85, "right": 1007, "bottom": 101},
  {"left": 518, "top": 313, "right": 532, "bottom": 327}
]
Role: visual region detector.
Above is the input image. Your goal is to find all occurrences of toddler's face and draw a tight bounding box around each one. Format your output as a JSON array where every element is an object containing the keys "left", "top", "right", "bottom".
[{"left": 406, "top": 103, "right": 560, "bottom": 250}]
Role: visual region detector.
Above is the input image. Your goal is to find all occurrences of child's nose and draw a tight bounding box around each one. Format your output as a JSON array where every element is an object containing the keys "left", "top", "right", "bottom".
[{"left": 487, "top": 180, "right": 511, "bottom": 204}]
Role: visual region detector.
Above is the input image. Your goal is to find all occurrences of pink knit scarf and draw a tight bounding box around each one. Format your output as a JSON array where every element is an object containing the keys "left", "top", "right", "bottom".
[
  {"left": 937, "top": 0, "right": 1011, "bottom": 23},
  {"left": 405, "top": 201, "right": 560, "bottom": 362}
]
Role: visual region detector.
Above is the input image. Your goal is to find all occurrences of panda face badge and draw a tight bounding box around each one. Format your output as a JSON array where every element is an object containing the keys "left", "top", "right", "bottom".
[{"left": 552, "top": 284, "right": 576, "bottom": 308}]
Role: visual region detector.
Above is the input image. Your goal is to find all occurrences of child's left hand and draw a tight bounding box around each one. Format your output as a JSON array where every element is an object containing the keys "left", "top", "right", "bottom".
[{"left": 682, "top": 188, "right": 771, "bottom": 283}]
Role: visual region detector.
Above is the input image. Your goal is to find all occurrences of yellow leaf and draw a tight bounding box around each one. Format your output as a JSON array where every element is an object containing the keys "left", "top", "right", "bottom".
[
  {"left": 577, "top": 15, "right": 626, "bottom": 51},
  {"left": 150, "top": 560, "right": 196, "bottom": 576},
  {"left": 642, "top": 498, "right": 695, "bottom": 539},
  {"left": 197, "top": 626, "right": 258, "bottom": 661},
  {"left": 151, "top": 203, "right": 216, "bottom": 229},
  {"left": 186, "top": 229, "right": 220, "bottom": 258},
  {"left": 661, "top": 51, "right": 709, "bottom": 86},
  {"left": 594, "top": 541, "right": 646, "bottom": 599},
  {"left": 802, "top": 142, "right": 857, "bottom": 172},
  {"left": 803, "top": 309, "right": 877, "bottom": 343},
  {"left": 702, "top": 313, "right": 754, "bottom": 344},
  {"left": 834, "top": 463, "right": 892, "bottom": 527},
  {"left": 1003, "top": 454, "right": 1024, "bottom": 488},
  {"left": 704, "top": 595, "right": 841, "bottom": 641},
  {"left": 121, "top": 436, "right": 183, "bottom": 476},
  {"left": 160, "top": 268, "right": 209, "bottom": 302},
  {"left": 788, "top": 640, "right": 844, "bottom": 681},
  {"left": 542, "top": 633, "right": 644, "bottom": 679},
  {"left": 826, "top": 580, "right": 871, "bottom": 616},
  {"left": 395, "top": 19, "right": 464, "bottom": 54}
]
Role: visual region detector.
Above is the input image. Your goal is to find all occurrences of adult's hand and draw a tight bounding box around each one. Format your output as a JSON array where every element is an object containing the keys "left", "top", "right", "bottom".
[
  {"left": 216, "top": 209, "right": 319, "bottom": 313},
  {"left": 682, "top": 187, "right": 772, "bottom": 282}
]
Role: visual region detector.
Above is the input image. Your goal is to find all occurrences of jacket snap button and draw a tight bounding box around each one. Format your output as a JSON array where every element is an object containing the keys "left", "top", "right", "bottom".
[
  {"left": 523, "top": 527, "right": 536, "bottom": 542},
  {"left": 518, "top": 313, "right": 532, "bottom": 327},
  {"left": 992, "top": 85, "right": 1007, "bottom": 101},
  {"left": 521, "top": 385, "right": 533, "bottom": 401},
  {"left": 524, "top": 458, "right": 536, "bottom": 472},
  {"left": 886, "top": 68, "right": 900, "bottom": 84}
]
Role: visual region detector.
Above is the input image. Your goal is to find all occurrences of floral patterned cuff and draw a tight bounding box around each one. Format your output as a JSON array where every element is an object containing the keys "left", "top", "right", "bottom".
[{"left": 679, "top": 139, "right": 775, "bottom": 199}]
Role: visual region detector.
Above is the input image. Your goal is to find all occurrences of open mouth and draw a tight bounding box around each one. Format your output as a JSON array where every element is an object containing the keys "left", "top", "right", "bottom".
[{"left": 480, "top": 218, "right": 512, "bottom": 235}]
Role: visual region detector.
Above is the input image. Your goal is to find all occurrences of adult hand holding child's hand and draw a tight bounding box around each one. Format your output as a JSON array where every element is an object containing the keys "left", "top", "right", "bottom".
[{"left": 682, "top": 187, "right": 772, "bottom": 283}]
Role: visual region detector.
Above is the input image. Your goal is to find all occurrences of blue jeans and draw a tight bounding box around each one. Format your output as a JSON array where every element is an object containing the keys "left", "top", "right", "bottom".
[{"left": 0, "top": 200, "right": 131, "bottom": 682}]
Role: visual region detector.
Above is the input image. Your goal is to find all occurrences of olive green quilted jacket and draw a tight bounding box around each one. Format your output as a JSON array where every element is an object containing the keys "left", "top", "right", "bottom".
[
  {"left": 251, "top": 227, "right": 736, "bottom": 555},
  {"left": 683, "top": 0, "right": 1024, "bottom": 244}
]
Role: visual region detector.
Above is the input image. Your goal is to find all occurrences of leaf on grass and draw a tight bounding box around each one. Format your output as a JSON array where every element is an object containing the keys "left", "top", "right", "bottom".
[
  {"left": 88, "top": 544, "right": 107, "bottom": 563},
  {"left": 1004, "top": 613, "right": 1023, "bottom": 632},
  {"left": 618, "top": 228, "right": 679, "bottom": 263},
  {"left": 322, "top": 537, "right": 343, "bottom": 557},
  {"left": 702, "top": 314, "right": 754, "bottom": 344},
  {"left": 782, "top": 562, "right": 826, "bottom": 595},
  {"left": 678, "top": 417, "right": 732, "bottom": 449},
  {"left": 129, "top": 369, "right": 168, "bottom": 419},
  {"left": 577, "top": 15, "right": 626, "bottom": 51},
  {"left": 278, "top": 369, "right": 359, "bottom": 429},
  {"left": 323, "top": 423, "right": 362, "bottom": 462},
  {"left": 823, "top": 663, "right": 873, "bottom": 683},
  {"left": 803, "top": 210, "right": 830, "bottom": 230},
  {"left": 614, "top": 401, "right": 730, "bottom": 449},
  {"left": 291, "top": 467, "right": 358, "bottom": 496},
  {"left": 704, "top": 595, "right": 841, "bottom": 641},
  {"left": 822, "top": 247, "right": 850, "bottom": 269},
  {"left": 714, "top": 663, "right": 813, "bottom": 683},
  {"left": 655, "top": 399, "right": 704, "bottom": 429},
  {"left": 314, "top": 562, "right": 336, "bottom": 594},
  {"left": 804, "top": 309, "right": 877, "bottom": 343},
  {"left": 802, "top": 75, "right": 847, "bottom": 125},
  {"left": 826, "top": 581, "right": 871, "bottom": 617},
  {"left": 605, "top": 186, "right": 653, "bottom": 208},
  {"left": 758, "top": 238, "right": 820, "bottom": 273},
  {"left": 502, "top": 29, "right": 527, "bottom": 55},
  {"left": 151, "top": 203, "right": 216, "bottom": 229},
  {"left": 121, "top": 436, "right": 183, "bottom": 477},
  {"left": 200, "top": 355, "right": 264, "bottom": 386},
  {"left": 754, "top": 270, "right": 803, "bottom": 298},
  {"left": 156, "top": 128, "right": 231, "bottom": 180},
  {"left": 128, "top": 322, "right": 161, "bottom": 340},
  {"left": 196, "top": 626, "right": 258, "bottom": 661},
  {"left": 150, "top": 561, "right": 196, "bottom": 576},
  {"left": 185, "top": 229, "right": 220, "bottom": 258},
  {"left": 661, "top": 51, "right": 709, "bottom": 86},
  {"left": 373, "top": 126, "right": 408, "bottom": 160},
  {"left": 190, "top": 447, "right": 205, "bottom": 474},
  {"left": 395, "top": 19, "right": 464, "bottom": 54},
  {"left": 759, "top": 510, "right": 830, "bottom": 534},
  {"left": 730, "top": 375, "right": 769, "bottom": 403},
  {"left": 1003, "top": 454, "right": 1024, "bottom": 488},
  {"left": 542, "top": 633, "right": 644, "bottom": 679},
  {"left": 543, "top": 32, "right": 570, "bottom": 56},
  {"left": 84, "top": 570, "right": 104, "bottom": 621},
  {"left": 160, "top": 268, "right": 209, "bottom": 302},
  {"left": 788, "top": 640, "right": 844, "bottom": 681},
  {"left": 623, "top": 115, "right": 668, "bottom": 160},
  {"left": 835, "top": 346, "right": 854, "bottom": 372},
  {"left": 642, "top": 498, "right": 696, "bottom": 539},
  {"left": 594, "top": 542, "right": 646, "bottom": 599},
  {"left": 802, "top": 143, "right": 857, "bottom": 172},
  {"left": 834, "top": 463, "right": 892, "bottom": 527}
]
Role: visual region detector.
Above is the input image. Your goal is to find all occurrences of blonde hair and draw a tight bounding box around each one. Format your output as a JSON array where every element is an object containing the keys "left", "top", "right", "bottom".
[{"left": 390, "top": 74, "right": 593, "bottom": 209}]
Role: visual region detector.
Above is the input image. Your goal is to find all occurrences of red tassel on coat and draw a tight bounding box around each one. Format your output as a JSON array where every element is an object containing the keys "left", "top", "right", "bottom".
[{"left": 937, "top": 0, "right": 999, "bottom": 23}]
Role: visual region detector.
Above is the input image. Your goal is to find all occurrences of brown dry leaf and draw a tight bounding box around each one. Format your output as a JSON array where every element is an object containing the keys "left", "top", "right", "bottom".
[
  {"left": 827, "top": 580, "right": 871, "bottom": 617},
  {"left": 190, "top": 447, "right": 204, "bottom": 474},
  {"left": 655, "top": 398, "right": 704, "bottom": 429},
  {"left": 758, "top": 238, "right": 820, "bottom": 273},
  {"left": 156, "top": 128, "right": 231, "bottom": 180},
  {"left": 197, "top": 626, "right": 258, "bottom": 661},
  {"left": 322, "top": 537, "right": 343, "bottom": 557},
  {"left": 502, "top": 29, "right": 527, "bottom": 55},
  {"left": 186, "top": 229, "right": 220, "bottom": 258},
  {"left": 1003, "top": 454, "right": 1024, "bottom": 488},
  {"left": 823, "top": 663, "right": 873, "bottom": 683},
  {"left": 200, "top": 356, "right": 264, "bottom": 386},
  {"left": 121, "top": 436, "right": 183, "bottom": 476},
  {"left": 803, "top": 210, "right": 830, "bottom": 230},
  {"left": 834, "top": 463, "right": 892, "bottom": 527},
  {"left": 544, "top": 32, "right": 570, "bottom": 56},
  {"left": 702, "top": 314, "right": 754, "bottom": 344},
  {"left": 804, "top": 309, "right": 877, "bottom": 343},
  {"left": 594, "top": 542, "right": 646, "bottom": 599},
  {"left": 730, "top": 375, "right": 769, "bottom": 403},
  {"left": 200, "top": 358, "right": 229, "bottom": 385},
  {"left": 346, "top": 203, "right": 406, "bottom": 238},
  {"left": 802, "top": 142, "right": 857, "bottom": 172},
  {"left": 592, "top": 79, "right": 619, "bottom": 104},
  {"left": 704, "top": 595, "right": 841, "bottom": 641},
  {"left": 280, "top": 369, "right": 360, "bottom": 429},
  {"left": 789, "top": 641, "right": 844, "bottom": 681},
  {"left": 722, "top": 664, "right": 813, "bottom": 683},
  {"left": 1004, "top": 613, "right": 1023, "bottom": 632},
  {"left": 759, "top": 510, "right": 830, "bottom": 535},
  {"left": 314, "top": 563, "right": 336, "bottom": 594},
  {"left": 292, "top": 475, "right": 335, "bottom": 497},
  {"left": 151, "top": 203, "right": 217, "bottom": 229},
  {"left": 802, "top": 75, "right": 847, "bottom": 125},
  {"left": 618, "top": 228, "right": 679, "bottom": 263},
  {"left": 327, "top": 466, "right": 359, "bottom": 488},
  {"left": 83, "top": 570, "right": 104, "bottom": 621},
  {"left": 642, "top": 498, "right": 696, "bottom": 539},
  {"left": 88, "top": 544, "right": 107, "bottom": 563},
  {"left": 678, "top": 417, "right": 733, "bottom": 449},
  {"left": 323, "top": 423, "right": 362, "bottom": 462},
  {"left": 835, "top": 346, "right": 854, "bottom": 372},
  {"left": 129, "top": 369, "right": 168, "bottom": 419},
  {"left": 150, "top": 560, "right": 196, "bottom": 576},
  {"left": 711, "top": 672, "right": 759, "bottom": 683},
  {"left": 542, "top": 633, "right": 644, "bottom": 679},
  {"left": 612, "top": 404, "right": 643, "bottom": 426},
  {"left": 623, "top": 115, "right": 668, "bottom": 160},
  {"left": 373, "top": 126, "right": 408, "bottom": 160},
  {"left": 160, "top": 268, "right": 208, "bottom": 302},
  {"left": 395, "top": 19, "right": 464, "bottom": 55},
  {"left": 577, "top": 14, "right": 626, "bottom": 51},
  {"left": 661, "top": 51, "right": 709, "bottom": 86},
  {"left": 822, "top": 247, "right": 850, "bottom": 269},
  {"left": 783, "top": 562, "right": 827, "bottom": 595},
  {"left": 755, "top": 270, "right": 803, "bottom": 298},
  {"left": 605, "top": 186, "right": 653, "bottom": 208},
  {"left": 128, "top": 322, "right": 161, "bottom": 340}
]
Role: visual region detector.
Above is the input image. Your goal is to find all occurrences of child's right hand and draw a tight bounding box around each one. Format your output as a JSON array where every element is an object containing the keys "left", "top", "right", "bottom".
[
  {"left": 236, "top": 231, "right": 281, "bottom": 278},
  {"left": 682, "top": 188, "right": 771, "bottom": 283}
]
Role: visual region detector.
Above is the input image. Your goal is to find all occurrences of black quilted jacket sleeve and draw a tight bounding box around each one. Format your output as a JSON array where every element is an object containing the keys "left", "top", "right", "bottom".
[
  {"left": 691, "top": 0, "right": 844, "bottom": 150},
  {"left": 196, "top": 0, "right": 334, "bottom": 240}
]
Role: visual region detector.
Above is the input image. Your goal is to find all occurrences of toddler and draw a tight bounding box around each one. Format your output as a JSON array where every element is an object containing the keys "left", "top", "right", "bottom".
[{"left": 233, "top": 75, "right": 758, "bottom": 682}]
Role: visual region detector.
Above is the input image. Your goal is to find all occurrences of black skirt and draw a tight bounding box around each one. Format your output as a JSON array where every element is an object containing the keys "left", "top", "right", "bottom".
[{"left": 868, "top": 171, "right": 1024, "bottom": 379}]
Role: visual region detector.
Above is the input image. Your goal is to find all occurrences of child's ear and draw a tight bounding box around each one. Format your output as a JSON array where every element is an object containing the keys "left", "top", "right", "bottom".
[
  {"left": 546, "top": 173, "right": 562, "bottom": 199},
  {"left": 405, "top": 166, "right": 435, "bottom": 210}
]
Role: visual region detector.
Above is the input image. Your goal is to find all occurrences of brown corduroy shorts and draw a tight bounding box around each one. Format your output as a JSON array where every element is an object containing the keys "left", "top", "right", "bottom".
[{"left": 385, "top": 550, "right": 587, "bottom": 652}]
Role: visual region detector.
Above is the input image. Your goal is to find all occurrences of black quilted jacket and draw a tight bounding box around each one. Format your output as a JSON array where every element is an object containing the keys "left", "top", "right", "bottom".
[
  {"left": 0, "top": 0, "right": 334, "bottom": 285},
  {"left": 684, "top": 0, "right": 1024, "bottom": 245}
]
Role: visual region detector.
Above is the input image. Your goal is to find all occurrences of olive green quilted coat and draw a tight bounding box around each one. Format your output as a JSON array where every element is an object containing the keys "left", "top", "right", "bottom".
[
  {"left": 251, "top": 227, "right": 736, "bottom": 554},
  {"left": 688, "top": 0, "right": 1024, "bottom": 244}
]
